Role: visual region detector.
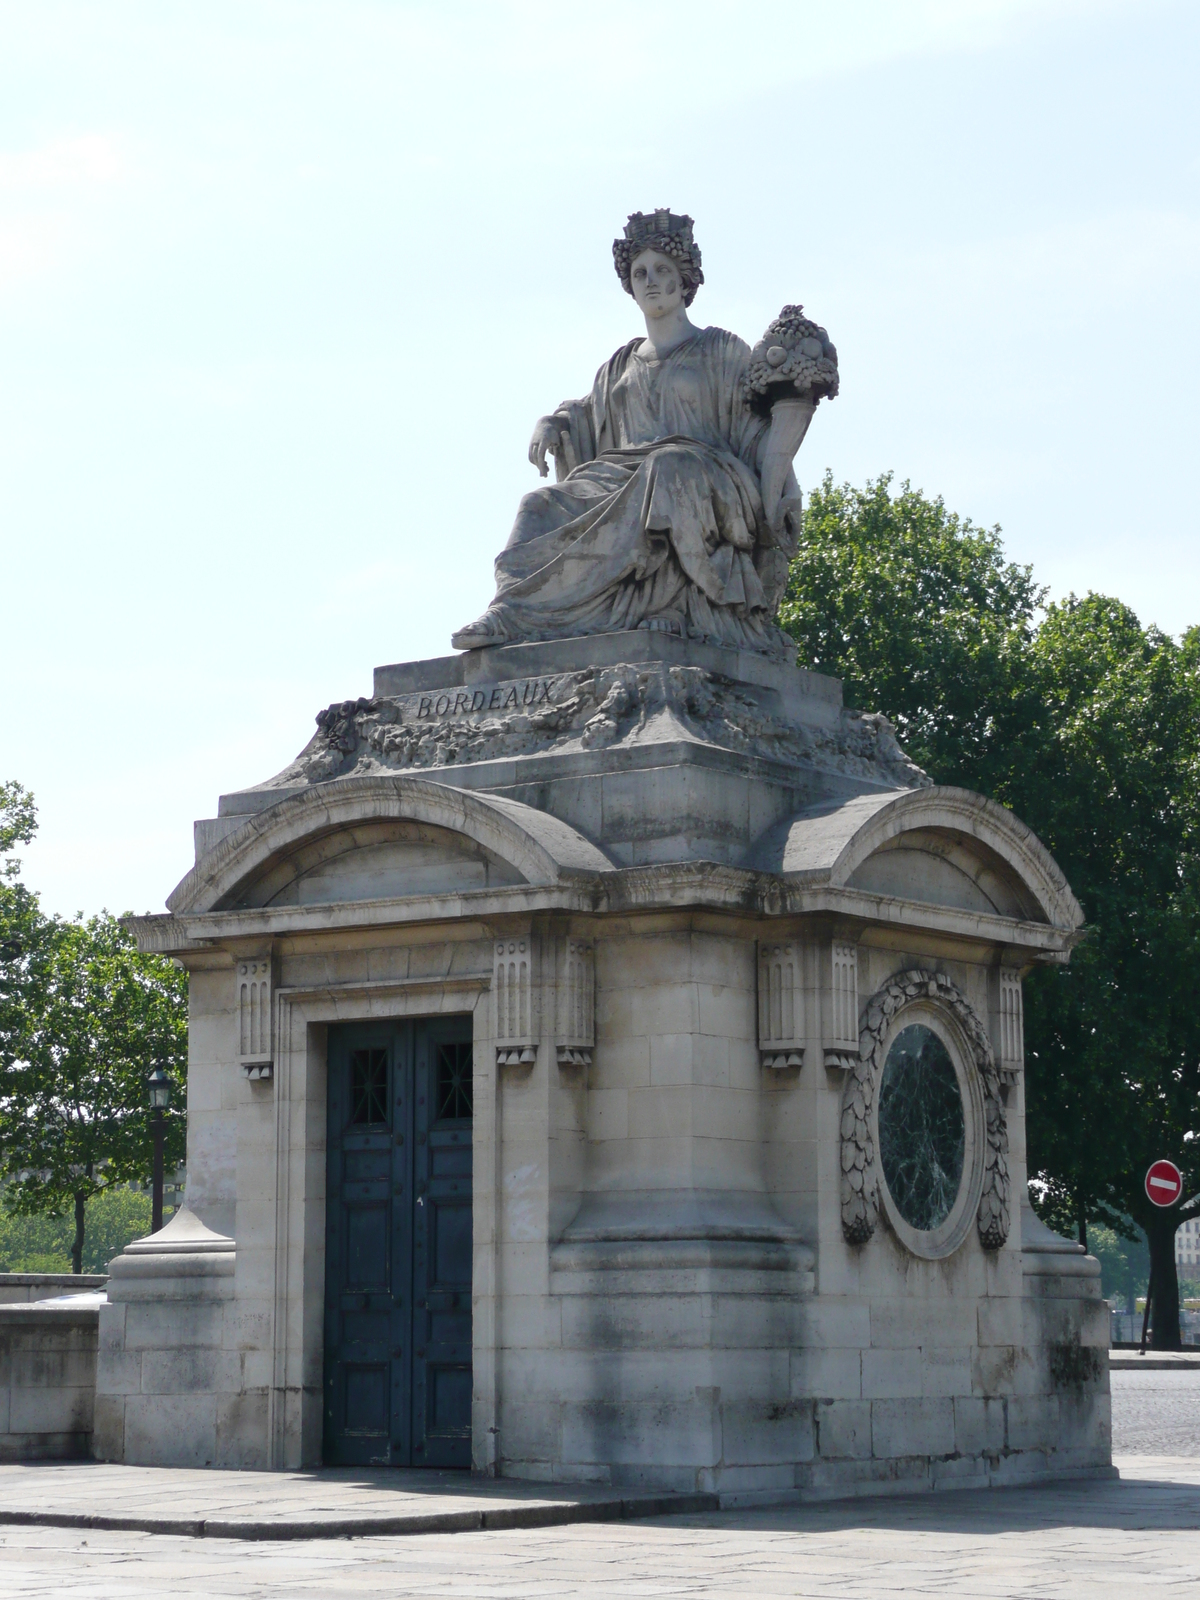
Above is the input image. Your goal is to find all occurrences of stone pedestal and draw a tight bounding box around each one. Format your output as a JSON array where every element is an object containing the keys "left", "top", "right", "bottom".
[
  {"left": 119, "top": 633, "right": 1110, "bottom": 1494},
  {"left": 93, "top": 1207, "right": 253, "bottom": 1468}
]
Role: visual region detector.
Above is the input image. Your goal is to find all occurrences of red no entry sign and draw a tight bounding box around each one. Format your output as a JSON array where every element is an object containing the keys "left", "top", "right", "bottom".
[{"left": 1145, "top": 1159, "right": 1183, "bottom": 1207}]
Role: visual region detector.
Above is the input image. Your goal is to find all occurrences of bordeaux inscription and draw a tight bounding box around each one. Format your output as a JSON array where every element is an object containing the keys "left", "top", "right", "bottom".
[
  {"left": 292, "top": 664, "right": 931, "bottom": 790},
  {"left": 415, "top": 678, "right": 554, "bottom": 720}
]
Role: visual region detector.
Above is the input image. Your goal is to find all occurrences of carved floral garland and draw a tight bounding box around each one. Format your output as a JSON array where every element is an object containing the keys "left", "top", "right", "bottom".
[{"left": 840, "top": 970, "right": 1010, "bottom": 1252}]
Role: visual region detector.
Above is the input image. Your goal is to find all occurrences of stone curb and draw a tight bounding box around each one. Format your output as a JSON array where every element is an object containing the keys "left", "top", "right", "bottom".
[
  {"left": 0, "top": 1490, "right": 719, "bottom": 1542},
  {"left": 1110, "top": 1354, "right": 1200, "bottom": 1370}
]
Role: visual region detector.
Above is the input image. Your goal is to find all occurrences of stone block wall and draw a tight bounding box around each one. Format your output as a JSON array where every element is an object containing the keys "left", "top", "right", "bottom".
[
  {"left": 793, "top": 1276, "right": 1110, "bottom": 1496},
  {"left": 93, "top": 1292, "right": 264, "bottom": 1468},
  {"left": 0, "top": 1274, "right": 108, "bottom": 1306},
  {"left": 492, "top": 1272, "right": 1108, "bottom": 1497},
  {"left": 487, "top": 928, "right": 1110, "bottom": 1498},
  {"left": 0, "top": 1305, "right": 99, "bottom": 1462}
]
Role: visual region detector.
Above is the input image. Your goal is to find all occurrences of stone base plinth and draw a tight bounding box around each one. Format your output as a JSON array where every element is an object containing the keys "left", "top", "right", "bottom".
[
  {"left": 93, "top": 1208, "right": 261, "bottom": 1469},
  {"left": 114, "top": 632, "right": 1104, "bottom": 1491}
]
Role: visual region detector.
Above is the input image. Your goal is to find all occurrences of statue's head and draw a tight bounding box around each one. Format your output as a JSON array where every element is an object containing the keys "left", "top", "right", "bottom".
[{"left": 613, "top": 210, "right": 704, "bottom": 308}]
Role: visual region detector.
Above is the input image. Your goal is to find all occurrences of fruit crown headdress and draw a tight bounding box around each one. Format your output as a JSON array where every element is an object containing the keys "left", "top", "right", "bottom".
[{"left": 612, "top": 209, "right": 704, "bottom": 307}]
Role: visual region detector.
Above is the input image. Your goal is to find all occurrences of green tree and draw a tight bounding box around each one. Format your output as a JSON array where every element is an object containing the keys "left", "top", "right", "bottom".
[
  {"left": 0, "top": 782, "right": 45, "bottom": 1064},
  {"left": 0, "top": 786, "right": 187, "bottom": 1272},
  {"left": 1017, "top": 602, "right": 1200, "bottom": 1345},
  {"left": 1087, "top": 1221, "right": 1150, "bottom": 1314},
  {"left": 0, "top": 1185, "right": 156, "bottom": 1274},
  {"left": 778, "top": 473, "right": 1044, "bottom": 793},
  {"left": 781, "top": 479, "right": 1200, "bottom": 1348},
  {"left": 0, "top": 781, "right": 36, "bottom": 866}
]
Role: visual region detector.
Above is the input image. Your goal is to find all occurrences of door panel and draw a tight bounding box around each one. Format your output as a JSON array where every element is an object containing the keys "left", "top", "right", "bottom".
[
  {"left": 411, "top": 1028, "right": 474, "bottom": 1468},
  {"left": 344, "top": 1365, "right": 388, "bottom": 1434},
  {"left": 345, "top": 1206, "right": 389, "bottom": 1286},
  {"left": 432, "top": 1201, "right": 472, "bottom": 1283},
  {"left": 324, "top": 1016, "right": 472, "bottom": 1468}
]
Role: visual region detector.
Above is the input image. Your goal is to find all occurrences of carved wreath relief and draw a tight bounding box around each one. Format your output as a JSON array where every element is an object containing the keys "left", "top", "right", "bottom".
[{"left": 840, "top": 970, "right": 1010, "bottom": 1252}]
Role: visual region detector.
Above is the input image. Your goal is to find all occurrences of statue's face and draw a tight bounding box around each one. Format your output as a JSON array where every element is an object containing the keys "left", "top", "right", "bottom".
[{"left": 630, "top": 247, "right": 684, "bottom": 317}]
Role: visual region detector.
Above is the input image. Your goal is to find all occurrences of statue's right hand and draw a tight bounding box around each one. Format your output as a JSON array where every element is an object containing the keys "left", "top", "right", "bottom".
[{"left": 528, "top": 417, "right": 561, "bottom": 478}]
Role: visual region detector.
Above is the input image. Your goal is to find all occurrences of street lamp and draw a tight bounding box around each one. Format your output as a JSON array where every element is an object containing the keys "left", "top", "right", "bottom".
[{"left": 147, "top": 1066, "right": 171, "bottom": 1232}]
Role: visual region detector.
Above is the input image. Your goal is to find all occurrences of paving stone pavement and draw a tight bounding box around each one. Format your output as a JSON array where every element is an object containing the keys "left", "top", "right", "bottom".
[
  {"left": 1110, "top": 1368, "right": 1200, "bottom": 1456},
  {"left": 0, "top": 1372, "right": 1196, "bottom": 1597},
  {"left": 0, "top": 1461, "right": 714, "bottom": 1539},
  {"left": 1, "top": 1459, "right": 1197, "bottom": 1599}
]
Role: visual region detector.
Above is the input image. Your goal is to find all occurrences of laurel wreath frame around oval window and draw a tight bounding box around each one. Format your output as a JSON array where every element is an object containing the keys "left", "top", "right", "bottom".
[{"left": 840, "top": 970, "right": 1010, "bottom": 1258}]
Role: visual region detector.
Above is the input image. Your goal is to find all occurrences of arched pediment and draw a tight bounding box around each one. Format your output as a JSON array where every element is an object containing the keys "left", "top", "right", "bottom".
[
  {"left": 745, "top": 787, "right": 1081, "bottom": 929},
  {"left": 167, "top": 775, "right": 614, "bottom": 915},
  {"left": 225, "top": 818, "right": 528, "bottom": 910}
]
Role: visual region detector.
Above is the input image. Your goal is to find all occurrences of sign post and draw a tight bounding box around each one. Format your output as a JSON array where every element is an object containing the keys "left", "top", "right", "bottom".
[{"left": 1140, "top": 1160, "right": 1184, "bottom": 1353}]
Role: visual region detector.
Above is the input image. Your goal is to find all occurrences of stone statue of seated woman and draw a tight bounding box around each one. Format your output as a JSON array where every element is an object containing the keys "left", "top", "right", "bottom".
[{"left": 451, "top": 210, "right": 838, "bottom": 661}]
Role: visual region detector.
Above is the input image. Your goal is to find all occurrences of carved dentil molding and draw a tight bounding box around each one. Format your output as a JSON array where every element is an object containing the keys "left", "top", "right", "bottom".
[{"left": 840, "top": 969, "right": 1010, "bottom": 1252}]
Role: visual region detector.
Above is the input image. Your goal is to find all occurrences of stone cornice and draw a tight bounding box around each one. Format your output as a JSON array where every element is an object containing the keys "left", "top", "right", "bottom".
[{"left": 127, "top": 863, "right": 1080, "bottom": 961}]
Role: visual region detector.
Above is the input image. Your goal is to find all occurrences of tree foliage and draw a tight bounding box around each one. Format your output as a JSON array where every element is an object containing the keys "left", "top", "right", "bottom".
[
  {"left": 0, "top": 783, "right": 44, "bottom": 1065},
  {"left": 1086, "top": 1222, "right": 1150, "bottom": 1312},
  {"left": 778, "top": 473, "right": 1044, "bottom": 792},
  {"left": 0, "top": 785, "right": 187, "bottom": 1272},
  {"left": 782, "top": 477, "right": 1200, "bottom": 1347},
  {"left": 0, "top": 1185, "right": 156, "bottom": 1275},
  {"left": 1017, "top": 602, "right": 1200, "bottom": 1342},
  {"left": 0, "top": 781, "right": 36, "bottom": 867}
]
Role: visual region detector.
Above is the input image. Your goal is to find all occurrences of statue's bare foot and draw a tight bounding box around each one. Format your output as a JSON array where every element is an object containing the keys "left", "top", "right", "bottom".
[
  {"left": 638, "top": 615, "right": 683, "bottom": 637},
  {"left": 451, "top": 609, "right": 510, "bottom": 651}
]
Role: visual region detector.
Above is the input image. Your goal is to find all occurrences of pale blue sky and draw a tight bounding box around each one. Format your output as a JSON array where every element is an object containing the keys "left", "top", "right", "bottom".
[{"left": 2, "top": 0, "right": 1197, "bottom": 917}]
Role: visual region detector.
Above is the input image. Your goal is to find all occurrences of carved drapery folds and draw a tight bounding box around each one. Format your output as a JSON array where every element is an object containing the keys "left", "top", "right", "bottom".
[
  {"left": 757, "top": 942, "right": 804, "bottom": 1068},
  {"left": 493, "top": 932, "right": 595, "bottom": 1068},
  {"left": 840, "top": 970, "right": 1010, "bottom": 1252},
  {"left": 825, "top": 941, "right": 859, "bottom": 1072},
  {"left": 237, "top": 951, "right": 274, "bottom": 1082}
]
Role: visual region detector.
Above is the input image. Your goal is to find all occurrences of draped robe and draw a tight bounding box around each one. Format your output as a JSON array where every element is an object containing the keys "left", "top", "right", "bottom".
[{"left": 462, "top": 326, "right": 796, "bottom": 658}]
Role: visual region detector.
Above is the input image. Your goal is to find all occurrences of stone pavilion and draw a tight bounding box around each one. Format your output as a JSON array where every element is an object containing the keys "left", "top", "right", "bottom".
[{"left": 103, "top": 209, "right": 1110, "bottom": 1495}]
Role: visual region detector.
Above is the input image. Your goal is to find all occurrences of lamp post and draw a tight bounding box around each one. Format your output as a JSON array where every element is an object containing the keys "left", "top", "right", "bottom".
[{"left": 147, "top": 1066, "right": 171, "bottom": 1232}]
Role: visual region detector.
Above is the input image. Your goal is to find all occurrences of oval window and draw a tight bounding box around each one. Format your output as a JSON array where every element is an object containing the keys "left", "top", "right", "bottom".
[{"left": 878, "top": 1023, "right": 965, "bottom": 1233}]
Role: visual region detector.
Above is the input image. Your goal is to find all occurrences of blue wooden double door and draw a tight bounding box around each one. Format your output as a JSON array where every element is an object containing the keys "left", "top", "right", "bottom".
[{"left": 324, "top": 1016, "right": 473, "bottom": 1468}]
